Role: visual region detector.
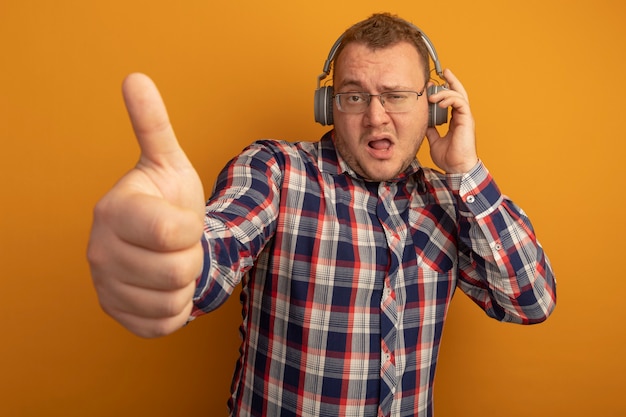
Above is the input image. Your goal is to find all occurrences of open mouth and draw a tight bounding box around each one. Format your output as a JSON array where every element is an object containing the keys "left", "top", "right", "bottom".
[{"left": 368, "top": 138, "right": 392, "bottom": 151}]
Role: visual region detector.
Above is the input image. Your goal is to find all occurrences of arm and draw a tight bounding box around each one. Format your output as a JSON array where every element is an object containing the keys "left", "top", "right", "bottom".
[
  {"left": 448, "top": 162, "right": 556, "bottom": 323},
  {"left": 426, "top": 69, "right": 556, "bottom": 323},
  {"left": 190, "top": 142, "right": 284, "bottom": 318}
]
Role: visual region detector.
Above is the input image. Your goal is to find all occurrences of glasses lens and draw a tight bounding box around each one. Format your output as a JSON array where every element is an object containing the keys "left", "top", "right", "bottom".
[
  {"left": 381, "top": 92, "right": 413, "bottom": 112},
  {"left": 335, "top": 91, "right": 419, "bottom": 113},
  {"left": 337, "top": 93, "right": 368, "bottom": 113}
]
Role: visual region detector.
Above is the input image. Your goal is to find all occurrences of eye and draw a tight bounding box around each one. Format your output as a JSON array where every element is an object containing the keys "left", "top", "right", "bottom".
[
  {"left": 384, "top": 92, "right": 409, "bottom": 103},
  {"left": 346, "top": 94, "right": 366, "bottom": 103}
]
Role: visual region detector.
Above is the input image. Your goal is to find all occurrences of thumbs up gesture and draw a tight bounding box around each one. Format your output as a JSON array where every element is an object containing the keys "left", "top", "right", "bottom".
[{"left": 87, "top": 74, "right": 206, "bottom": 338}]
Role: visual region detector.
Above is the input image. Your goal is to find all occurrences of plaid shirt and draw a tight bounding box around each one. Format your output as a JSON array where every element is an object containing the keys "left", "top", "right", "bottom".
[{"left": 191, "top": 130, "right": 556, "bottom": 417}]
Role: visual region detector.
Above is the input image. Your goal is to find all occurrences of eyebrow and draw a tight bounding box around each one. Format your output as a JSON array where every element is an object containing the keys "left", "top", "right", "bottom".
[
  {"left": 335, "top": 79, "right": 364, "bottom": 91},
  {"left": 335, "top": 79, "right": 414, "bottom": 92}
]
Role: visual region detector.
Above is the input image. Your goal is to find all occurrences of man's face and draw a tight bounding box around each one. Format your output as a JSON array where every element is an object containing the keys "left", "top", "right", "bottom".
[{"left": 332, "top": 41, "right": 429, "bottom": 182}]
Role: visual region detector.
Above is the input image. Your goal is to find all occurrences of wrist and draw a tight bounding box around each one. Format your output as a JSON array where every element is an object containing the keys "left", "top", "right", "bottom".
[{"left": 445, "top": 158, "right": 479, "bottom": 174}]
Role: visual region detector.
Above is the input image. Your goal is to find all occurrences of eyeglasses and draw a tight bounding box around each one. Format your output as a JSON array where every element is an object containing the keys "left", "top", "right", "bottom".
[{"left": 333, "top": 90, "right": 425, "bottom": 114}]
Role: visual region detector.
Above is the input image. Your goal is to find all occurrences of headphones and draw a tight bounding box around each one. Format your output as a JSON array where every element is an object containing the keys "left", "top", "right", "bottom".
[{"left": 314, "top": 24, "right": 448, "bottom": 127}]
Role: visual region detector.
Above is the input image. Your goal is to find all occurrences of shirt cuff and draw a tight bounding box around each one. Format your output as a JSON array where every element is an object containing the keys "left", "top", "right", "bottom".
[{"left": 446, "top": 160, "right": 504, "bottom": 219}]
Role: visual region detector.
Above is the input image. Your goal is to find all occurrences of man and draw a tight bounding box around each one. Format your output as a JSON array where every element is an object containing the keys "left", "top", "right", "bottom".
[{"left": 88, "top": 12, "right": 556, "bottom": 417}]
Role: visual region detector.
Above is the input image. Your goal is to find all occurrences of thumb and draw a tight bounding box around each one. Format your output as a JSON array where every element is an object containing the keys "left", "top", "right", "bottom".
[
  {"left": 122, "top": 73, "right": 188, "bottom": 170},
  {"left": 121, "top": 73, "right": 205, "bottom": 218}
]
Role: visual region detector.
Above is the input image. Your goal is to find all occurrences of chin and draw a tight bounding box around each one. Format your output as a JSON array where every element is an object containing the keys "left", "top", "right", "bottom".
[{"left": 362, "top": 165, "right": 403, "bottom": 182}]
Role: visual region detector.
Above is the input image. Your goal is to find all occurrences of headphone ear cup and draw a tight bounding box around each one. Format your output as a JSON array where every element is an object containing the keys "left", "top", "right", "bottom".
[
  {"left": 314, "top": 86, "right": 334, "bottom": 126},
  {"left": 427, "top": 85, "right": 448, "bottom": 127}
]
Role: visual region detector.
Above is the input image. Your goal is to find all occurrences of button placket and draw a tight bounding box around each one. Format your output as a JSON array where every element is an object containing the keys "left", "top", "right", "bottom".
[{"left": 376, "top": 182, "right": 402, "bottom": 415}]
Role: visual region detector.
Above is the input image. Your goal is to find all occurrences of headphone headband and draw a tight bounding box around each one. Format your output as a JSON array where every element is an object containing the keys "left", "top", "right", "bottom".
[{"left": 315, "top": 24, "right": 444, "bottom": 91}]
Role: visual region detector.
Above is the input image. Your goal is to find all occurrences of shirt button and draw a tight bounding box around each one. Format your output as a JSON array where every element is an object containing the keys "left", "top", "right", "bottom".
[{"left": 466, "top": 195, "right": 475, "bottom": 203}]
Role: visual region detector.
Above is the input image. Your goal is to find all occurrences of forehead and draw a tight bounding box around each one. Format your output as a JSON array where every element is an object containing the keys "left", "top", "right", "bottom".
[{"left": 333, "top": 41, "right": 426, "bottom": 90}]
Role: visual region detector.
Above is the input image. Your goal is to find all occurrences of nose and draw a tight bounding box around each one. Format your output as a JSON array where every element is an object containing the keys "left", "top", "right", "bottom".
[{"left": 364, "top": 95, "right": 390, "bottom": 126}]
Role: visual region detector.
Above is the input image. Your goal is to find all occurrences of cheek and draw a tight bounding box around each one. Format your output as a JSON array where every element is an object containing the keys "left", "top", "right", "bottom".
[
  {"left": 333, "top": 114, "right": 361, "bottom": 145},
  {"left": 397, "top": 110, "right": 428, "bottom": 139},
  {"left": 412, "top": 136, "right": 426, "bottom": 155},
  {"left": 333, "top": 109, "right": 359, "bottom": 129}
]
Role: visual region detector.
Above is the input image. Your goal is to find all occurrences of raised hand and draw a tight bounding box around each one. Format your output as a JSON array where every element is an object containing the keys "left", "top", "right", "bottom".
[
  {"left": 87, "top": 73, "right": 206, "bottom": 338},
  {"left": 426, "top": 69, "right": 479, "bottom": 174}
]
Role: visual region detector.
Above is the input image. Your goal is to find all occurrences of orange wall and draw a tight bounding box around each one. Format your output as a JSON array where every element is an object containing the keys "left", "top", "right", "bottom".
[{"left": 1, "top": 1, "right": 624, "bottom": 416}]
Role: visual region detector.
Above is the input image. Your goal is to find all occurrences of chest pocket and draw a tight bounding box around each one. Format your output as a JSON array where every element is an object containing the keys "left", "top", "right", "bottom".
[{"left": 409, "top": 204, "right": 457, "bottom": 275}]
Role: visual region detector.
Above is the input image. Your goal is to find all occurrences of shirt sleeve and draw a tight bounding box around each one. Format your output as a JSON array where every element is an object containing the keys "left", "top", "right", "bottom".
[
  {"left": 189, "top": 141, "right": 284, "bottom": 320},
  {"left": 446, "top": 161, "right": 557, "bottom": 324}
]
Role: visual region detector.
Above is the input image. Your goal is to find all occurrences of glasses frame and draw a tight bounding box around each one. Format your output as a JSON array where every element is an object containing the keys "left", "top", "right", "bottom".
[{"left": 333, "top": 89, "right": 425, "bottom": 114}]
